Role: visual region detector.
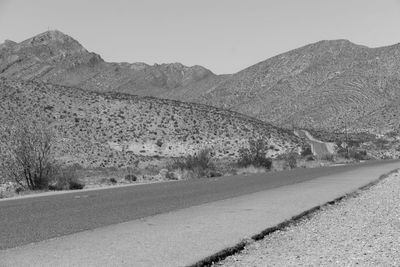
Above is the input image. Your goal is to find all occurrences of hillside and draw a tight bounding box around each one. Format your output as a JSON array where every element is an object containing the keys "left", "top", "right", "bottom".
[
  {"left": 0, "top": 78, "right": 303, "bottom": 168},
  {"left": 191, "top": 40, "right": 400, "bottom": 134},
  {"left": 0, "top": 30, "right": 216, "bottom": 97}
]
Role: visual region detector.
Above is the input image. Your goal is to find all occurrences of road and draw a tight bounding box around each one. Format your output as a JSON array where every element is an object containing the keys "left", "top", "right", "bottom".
[
  {"left": 0, "top": 160, "right": 397, "bottom": 250},
  {"left": 297, "top": 129, "right": 333, "bottom": 157}
]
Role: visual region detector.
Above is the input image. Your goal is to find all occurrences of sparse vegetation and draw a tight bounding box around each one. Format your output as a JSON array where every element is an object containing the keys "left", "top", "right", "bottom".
[
  {"left": 49, "top": 165, "right": 85, "bottom": 190},
  {"left": 0, "top": 79, "right": 301, "bottom": 169},
  {"left": 283, "top": 152, "right": 298, "bottom": 169},
  {"left": 125, "top": 174, "right": 137, "bottom": 182},
  {"left": 237, "top": 139, "right": 272, "bottom": 169},
  {"left": 337, "top": 148, "right": 369, "bottom": 161},
  {"left": 169, "top": 148, "right": 217, "bottom": 178}
]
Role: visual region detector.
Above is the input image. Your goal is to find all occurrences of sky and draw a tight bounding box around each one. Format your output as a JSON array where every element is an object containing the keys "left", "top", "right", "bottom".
[{"left": 1, "top": 0, "right": 400, "bottom": 74}]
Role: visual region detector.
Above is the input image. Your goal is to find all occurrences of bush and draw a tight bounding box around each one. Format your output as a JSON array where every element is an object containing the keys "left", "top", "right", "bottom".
[
  {"left": 276, "top": 152, "right": 298, "bottom": 169},
  {"left": 0, "top": 121, "right": 55, "bottom": 190},
  {"left": 170, "top": 149, "right": 216, "bottom": 178},
  {"left": 125, "top": 174, "right": 137, "bottom": 182},
  {"left": 165, "top": 171, "right": 179, "bottom": 180},
  {"left": 209, "top": 170, "right": 223, "bottom": 178},
  {"left": 321, "top": 154, "right": 334, "bottom": 161},
  {"left": 69, "top": 180, "right": 85, "bottom": 190},
  {"left": 301, "top": 146, "right": 313, "bottom": 157},
  {"left": 285, "top": 153, "right": 298, "bottom": 169},
  {"left": 305, "top": 155, "right": 315, "bottom": 161},
  {"left": 237, "top": 139, "right": 272, "bottom": 169},
  {"left": 350, "top": 150, "right": 368, "bottom": 161},
  {"left": 49, "top": 166, "right": 85, "bottom": 191},
  {"left": 338, "top": 149, "right": 368, "bottom": 161}
]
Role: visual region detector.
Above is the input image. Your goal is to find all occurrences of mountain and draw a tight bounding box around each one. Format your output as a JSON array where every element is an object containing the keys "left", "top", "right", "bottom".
[
  {"left": 189, "top": 40, "right": 400, "bottom": 134},
  {"left": 0, "top": 30, "right": 215, "bottom": 97},
  {"left": 0, "top": 78, "right": 303, "bottom": 168},
  {"left": 3, "top": 31, "right": 399, "bottom": 135}
]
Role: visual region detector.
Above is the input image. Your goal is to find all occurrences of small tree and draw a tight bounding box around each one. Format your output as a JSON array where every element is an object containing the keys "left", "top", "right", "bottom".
[{"left": 1, "top": 121, "right": 55, "bottom": 190}]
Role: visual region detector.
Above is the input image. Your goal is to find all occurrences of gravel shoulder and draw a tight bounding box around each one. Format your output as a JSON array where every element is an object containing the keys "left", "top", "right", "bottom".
[{"left": 216, "top": 170, "right": 400, "bottom": 267}]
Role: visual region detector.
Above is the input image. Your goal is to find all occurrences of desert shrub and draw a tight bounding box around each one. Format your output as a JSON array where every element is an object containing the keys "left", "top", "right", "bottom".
[
  {"left": 305, "top": 155, "right": 315, "bottom": 161},
  {"left": 68, "top": 180, "right": 85, "bottom": 190},
  {"left": 169, "top": 148, "right": 216, "bottom": 178},
  {"left": 276, "top": 152, "right": 298, "bottom": 169},
  {"left": 15, "top": 187, "right": 24, "bottom": 194},
  {"left": 49, "top": 166, "right": 85, "bottom": 190},
  {"left": 338, "top": 149, "right": 368, "bottom": 161},
  {"left": 109, "top": 177, "right": 117, "bottom": 184},
  {"left": 209, "top": 170, "right": 223, "bottom": 178},
  {"left": 321, "top": 154, "right": 334, "bottom": 161},
  {"left": 301, "top": 146, "right": 313, "bottom": 157},
  {"left": 165, "top": 171, "right": 179, "bottom": 180},
  {"left": 125, "top": 174, "right": 137, "bottom": 182},
  {"left": 0, "top": 120, "right": 56, "bottom": 190},
  {"left": 285, "top": 152, "right": 298, "bottom": 169},
  {"left": 237, "top": 139, "right": 272, "bottom": 169},
  {"left": 156, "top": 139, "right": 163, "bottom": 147},
  {"left": 349, "top": 150, "right": 368, "bottom": 161}
]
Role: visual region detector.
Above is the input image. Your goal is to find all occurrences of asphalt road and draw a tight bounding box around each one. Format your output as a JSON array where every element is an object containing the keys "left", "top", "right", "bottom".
[{"left": 0, "top": 160, "right": 397, "bottom": 250}]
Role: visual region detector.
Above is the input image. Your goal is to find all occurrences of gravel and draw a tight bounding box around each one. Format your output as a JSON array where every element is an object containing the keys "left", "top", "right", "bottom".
[{"left": 216, "top": 170, "right": 400, "bottom": 267}]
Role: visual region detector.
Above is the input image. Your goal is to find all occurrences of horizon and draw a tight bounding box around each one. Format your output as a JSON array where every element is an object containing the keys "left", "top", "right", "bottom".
[{"left": 1, "top": 0, "right": 400, "bottom": 74}]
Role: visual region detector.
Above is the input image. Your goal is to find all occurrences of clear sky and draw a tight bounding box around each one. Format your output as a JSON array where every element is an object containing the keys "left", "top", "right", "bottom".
[{"left": 1, "top": 0, "right": 400, "bottom": 74}]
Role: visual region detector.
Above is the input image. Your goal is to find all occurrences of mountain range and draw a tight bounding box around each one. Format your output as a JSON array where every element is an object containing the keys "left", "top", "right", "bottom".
[
  {"left": 0, "top": 30, "right": 215, "bottom": 97},
  {"left": 2, "top": 30, "right": 400, "bottom": 136}
]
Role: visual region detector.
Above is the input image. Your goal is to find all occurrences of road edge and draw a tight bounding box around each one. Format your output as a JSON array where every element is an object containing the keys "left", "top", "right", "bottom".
[{"left": 189, "top": 168, "right": 400, "bottom": 267}]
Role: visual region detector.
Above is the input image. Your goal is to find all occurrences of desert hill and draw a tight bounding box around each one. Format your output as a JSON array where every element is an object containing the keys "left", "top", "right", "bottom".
[
  {"left": 190, "top": 40, "right": 400, "bottom": 134},
  {"left": 0, "top": 30, "right": 215, "bottom": 97},
  {"left": 0, "top": 78, "right": 303, "bottom": 168}
]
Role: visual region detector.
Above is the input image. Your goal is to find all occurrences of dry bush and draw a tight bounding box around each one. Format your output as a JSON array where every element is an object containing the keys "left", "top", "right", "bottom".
[
  {"left": 169, "top": 148, "right": 218, "bottom": 178},
  {"left": 49, "top": 165, "right": 85, "bottom": 190},
  {"left": 0, "top": 119, "right": 56, "bottom": 190},
  {"left": 237, "top": 138, "right": 272, "bottom": 169},
  {"left": 320, "top": 154, "right": 335, "bottom": 161},
  {"left": 301, "top": 146, "right": 313, "bottom": 157},
  {"left": 274, "top": 152, "right": 299, "bottom": 170}
]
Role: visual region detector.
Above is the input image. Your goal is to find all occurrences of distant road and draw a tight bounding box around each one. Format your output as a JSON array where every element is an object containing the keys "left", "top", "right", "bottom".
[
  {"left": 297, "top": 130, "right": 333, "bottom": 157},
  {"left": 0, "top": 160, "right": 398, "bottom": 250}
]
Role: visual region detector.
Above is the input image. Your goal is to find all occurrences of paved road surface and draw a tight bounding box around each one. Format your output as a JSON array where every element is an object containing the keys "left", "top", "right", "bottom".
[
  {"left": 0, "top": 160, "right": 397, "bottom": 250},
  {"left": 1, "top": 160, "right": 399, "bottom": 266}
]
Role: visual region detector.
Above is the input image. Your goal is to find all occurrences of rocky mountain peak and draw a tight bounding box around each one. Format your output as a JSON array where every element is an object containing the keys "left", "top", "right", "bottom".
[
  {"left": 15, "top": 30, "right": 87, "bottom": 56},
  {"left": 24, "top": 30, "right": 77, "bottom": 45}
]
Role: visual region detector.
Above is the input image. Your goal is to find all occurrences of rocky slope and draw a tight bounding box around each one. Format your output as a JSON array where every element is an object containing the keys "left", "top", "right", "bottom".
[
  {"left": 0, "top": 78, "right": 303, "bottom": 168},
  {"left": 0, "top": 30, "right": 215, "bottom": 97},
  {"left": 192, "top": 40, "right": 400, "bottom": 134}
]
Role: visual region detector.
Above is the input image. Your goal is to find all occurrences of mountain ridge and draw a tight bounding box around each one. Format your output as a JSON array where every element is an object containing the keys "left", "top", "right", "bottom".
[
  {"left": 0, "top": 30, "right": 216, "bottom": 97},
  {"left": 188, "top": 39, "right": 400, "bottom": 134},
  {"left": 2, "top": 30, "right": 400, "bottom": 135}
]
